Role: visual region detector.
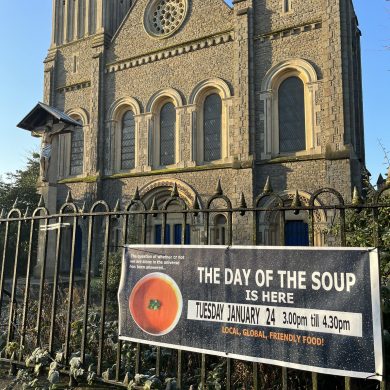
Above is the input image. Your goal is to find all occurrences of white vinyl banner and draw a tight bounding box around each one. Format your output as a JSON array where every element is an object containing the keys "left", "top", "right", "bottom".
[{"left": 118, "top": 246, "right": 383, "bottom": 380}]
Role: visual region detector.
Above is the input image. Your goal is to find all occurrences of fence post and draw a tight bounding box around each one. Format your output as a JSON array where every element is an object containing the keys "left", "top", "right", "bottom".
[{"left": 0, "top": 184, "right": 387, "bottom": 389}]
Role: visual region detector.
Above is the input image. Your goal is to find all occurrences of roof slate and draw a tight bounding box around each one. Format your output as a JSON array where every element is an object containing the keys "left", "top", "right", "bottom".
[{"left": 17, "top": 102, "right": 81, "bottom": 131}]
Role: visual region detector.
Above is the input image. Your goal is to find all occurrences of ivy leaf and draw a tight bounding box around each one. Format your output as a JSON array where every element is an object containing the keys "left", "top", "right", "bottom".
[{"left": 48, "top": 370, "right": 60, "bottom": 384}]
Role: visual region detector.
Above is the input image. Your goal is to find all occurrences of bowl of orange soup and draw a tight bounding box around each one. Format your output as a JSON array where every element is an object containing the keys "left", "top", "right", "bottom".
[{"left": 129, "top": 273, "right": 183, "bottom": 336}]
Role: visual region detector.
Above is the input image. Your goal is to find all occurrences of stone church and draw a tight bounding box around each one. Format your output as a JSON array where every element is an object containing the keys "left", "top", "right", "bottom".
[{"left": 37, "top": 0, "right": 365, "bottom": 260}]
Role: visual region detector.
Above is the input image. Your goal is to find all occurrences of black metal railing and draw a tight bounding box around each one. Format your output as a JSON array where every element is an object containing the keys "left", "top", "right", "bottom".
[{"left": 0, "top": 178, "right": 389, "bottom": 390}]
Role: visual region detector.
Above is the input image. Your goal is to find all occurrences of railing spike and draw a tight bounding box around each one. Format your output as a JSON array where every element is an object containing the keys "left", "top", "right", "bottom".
[
  {"left": 263, "top": 176, "right": 273, "bottom": 194},
  {"left": 150, "top": 197, "right": 159, "bottom": 218},
  {"left": 80, "top": 201, "right": 87, "bottom": 219},
  {"left": 24, "top": 206, "right": 30, "bottom": 219},
  {"left": 292, "top": 190, "right": 302, "bottom": 215},
  {"left": 111, "top": 199, "right": 121, "bottom": 220},
  {"left": 239, "top": 192, "right": 247, "bottom": 216},
  {"left": 215, "top": 178, "right": 223, "bottom": 196},
  {"left": 171, "top": 182, "right": 179, "bottom": 197},
  {"left": 123, "top": 373, "right": 130, "bottom": 385},
  {"left": 133, "top": 186, "right": 141, "bottom": 201},
  {"left": 12, "top": 197, "right": 19, "bottom": 209},
  {"left": 38, "top": 194, "right": 45, "bottom": 208},
  {"left": 66, "top": 190, "right": 73, "bottom": 204},
  {"left": 0, "top": 208, "right": 4, "bottom": 219},
  {"left": 192, "top": 195, "right": 201, "bottom": 217}
]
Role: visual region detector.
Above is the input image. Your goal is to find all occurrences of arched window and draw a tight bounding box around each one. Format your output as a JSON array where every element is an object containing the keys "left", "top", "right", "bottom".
[
  {"left": 190, "top": 79, "right": 232, "bottom": 164},
  {"left": 160, "top": 102, "right": 176, "bottom": 166},
  {"left": 121, "top": 110, "right": 136, "bottom": 170},
  {"left": 260, "top": 60, "right": 319, "bottom": 159},
  {"left": 70, "top": 122, "right": 84, "bottom": 176},
  {"left": 278, "top": 76, "right": 306, "bottom": 153},
  {"left": 203, "top": 94, "right": 222, "bottom": 162}
]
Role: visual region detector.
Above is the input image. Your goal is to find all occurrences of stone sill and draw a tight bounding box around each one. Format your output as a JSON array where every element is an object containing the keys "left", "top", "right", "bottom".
[
  {"left": 256, "top": 151, "right": 350, "bottom": 165},
  {"left": 103, "top": 161, "right": 252, "bottom": 181},
  {"left": 58, "top": 175, "right": 99, "bottom": 184}
]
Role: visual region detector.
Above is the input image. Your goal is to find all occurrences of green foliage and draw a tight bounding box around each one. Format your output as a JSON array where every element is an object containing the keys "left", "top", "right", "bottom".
[
  {"left": 0, "top": 152, "right": 40, "bottom": 277},
  {"left": 326, "top": 182, "right": 390, "bottom": 380},
  {"left": 92, "top": 250, "right": 122, "bottom": 310},
  {"left": 343, "top": 188, "right": 390, "bottom": 380},
  {"left": 69, "top": 356, "right": 87, "bottom": 383},
  {"left": 13, "top": 347, "right": 100, "bottom": 389},
  {"left": 105, "top": 251, "right": 123, "bottom": 301},
  {"left": 0, "top": 152, "right": 40, "bottom": 211},
  {"left": 343, "top": 193, "right": 390, "bottom": 279},
  {"left": 5, "top": 341, "right": 17, "bottom": 355},
  {"left": 6, "top": 347, "right": 62, "bottom": 390},
  {"left": 128, "top": 374, "right": 163, "bottom": 389},
  {"left": 382, "top": 280, "right": 390, "bottom": 379},
  {"left": 200, "top": 360, "right": 226, "bottom": 390}
]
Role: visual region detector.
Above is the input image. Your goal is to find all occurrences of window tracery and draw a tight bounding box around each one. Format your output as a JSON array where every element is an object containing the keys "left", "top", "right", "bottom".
[
  {"left": 160, "top": 102, "right": 176, "bottom": 166},
  {"left": 69, "top": 122, "right": 84, "bottom": 176},
  {"left": 121, "top": 110, "right": 136, "bottom": 170},
  {"left": 144, "top": 0, "right": 188, "bottom": 38},
  {"left": 278, "top": 77, "right": 306, "bottom": 153},
  {"left": 203, "top": 94, "right": 222, "bottom": 162},
  {"left": 260, "top": 59, "right": 320, "bottom": 159}
]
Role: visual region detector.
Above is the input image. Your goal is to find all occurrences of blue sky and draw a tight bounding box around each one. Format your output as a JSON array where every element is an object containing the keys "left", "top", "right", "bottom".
[{"left": 0, "top": 0, "right": 389, "bottom": 184}]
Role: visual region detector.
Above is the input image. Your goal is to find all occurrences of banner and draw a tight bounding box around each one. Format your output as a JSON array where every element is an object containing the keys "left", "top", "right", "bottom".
[{"left": 118, "top": 245, "right": 383, "bottom": 380}]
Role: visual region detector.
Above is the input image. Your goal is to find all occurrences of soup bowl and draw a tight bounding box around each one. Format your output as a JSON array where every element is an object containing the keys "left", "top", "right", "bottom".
[{"left": 129, "top": 272, "right": 183, "bottom": 336}]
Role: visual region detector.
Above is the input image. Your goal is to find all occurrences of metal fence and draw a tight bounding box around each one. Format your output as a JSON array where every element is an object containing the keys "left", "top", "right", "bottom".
[{"left": 0, "top": 179, "right": 389, "bottom": 389}]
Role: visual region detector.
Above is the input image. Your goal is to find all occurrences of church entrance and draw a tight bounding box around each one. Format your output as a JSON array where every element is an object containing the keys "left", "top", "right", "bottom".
[
  {"left": 154, "top": 224, "right": 191, "bottom": 245},
  {"left": 284, "top": 220, "right": 309, "bottom": 246}
]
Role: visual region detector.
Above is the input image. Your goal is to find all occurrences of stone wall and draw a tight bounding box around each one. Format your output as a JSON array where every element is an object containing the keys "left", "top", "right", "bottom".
[
  {"left": 58, "top": 166, "right": 254, "bottom": 246},
  {"left": 250, "top": 0, "right": 364, "bottom": 198},
  {"left": 253, "top": 0, "right": 324, "bottom": 36},
  {"left": 254, "top": 158, "right": 352, "bottom": 202},
  {"left": 108, "top": 0, "right": 234, "bottom": 62},
  {"left": 46, "top": 0, "right": 364, "bottom": 218}
]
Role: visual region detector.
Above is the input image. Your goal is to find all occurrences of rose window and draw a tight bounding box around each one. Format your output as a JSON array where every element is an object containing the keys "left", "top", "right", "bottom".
[{"left": 144, "top": 0, "right": 188, "bottom": 38}]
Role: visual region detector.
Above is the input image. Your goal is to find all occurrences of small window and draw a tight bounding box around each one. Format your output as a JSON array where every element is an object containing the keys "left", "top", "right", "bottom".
[
  {"left": 203, "top": 94, "right": 222, "bottom": 162},
  {"left": 73, "top": 55, "right": 79, "bottom": 73},
  {"left": 160, "top": 102, "right": 176, "bottom": 166},
  {"left": 283, "top": 0, "right": 291, "bottom": 13},
  {"left": 278, "top": 76, "right": 306, "bottom": 153},
  {"left": 121, "top": 110, "right": 136, "bottom": 170},
  {"left": 155, "top": 224, "right": 170, "bottom": 244},
  {"left": 70, "top": 124, "right": 84, "bottom": 176},
  {"left": 174, "top": 224, "right": 191, "bottom": 245}
]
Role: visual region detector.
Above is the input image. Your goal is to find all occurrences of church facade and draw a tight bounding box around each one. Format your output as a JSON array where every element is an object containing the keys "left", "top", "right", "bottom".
[{"left": 41, "top": 0, "right": 365, "bottom": 249}]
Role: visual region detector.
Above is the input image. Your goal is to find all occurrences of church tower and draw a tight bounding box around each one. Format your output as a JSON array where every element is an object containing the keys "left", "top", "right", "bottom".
[
  {"left": 43, "top": 0, "right": 134, "bottom": 202},
  {"left": 50, "top": 0, "right": 133, "bottom": 46}
]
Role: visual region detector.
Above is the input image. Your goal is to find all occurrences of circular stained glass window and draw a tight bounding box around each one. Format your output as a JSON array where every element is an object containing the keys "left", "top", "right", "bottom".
[{"left": 144, "top": 0, "right": 188, "bottom": 38}]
